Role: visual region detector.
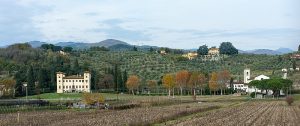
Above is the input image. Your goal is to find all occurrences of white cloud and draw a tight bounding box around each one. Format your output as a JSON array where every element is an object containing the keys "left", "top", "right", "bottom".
[{"left": 0, "top": 0, "right": 299, "bottom": 50}]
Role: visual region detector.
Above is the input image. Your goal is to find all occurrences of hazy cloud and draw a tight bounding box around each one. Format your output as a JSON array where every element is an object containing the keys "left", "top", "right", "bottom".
[{"left": 0, "top": 0, "right": 299, "bottom": 50}]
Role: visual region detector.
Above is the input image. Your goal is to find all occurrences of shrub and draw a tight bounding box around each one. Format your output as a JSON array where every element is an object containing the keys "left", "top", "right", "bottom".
[
  {"left": 250, "top": 92, "right": 256, "bottom": 98},
  {"left": 82, "top": 93, "right": 105, "bottom": 105},
  {"left": 286, "top": 96, "right": 294, "bottom": 106}
]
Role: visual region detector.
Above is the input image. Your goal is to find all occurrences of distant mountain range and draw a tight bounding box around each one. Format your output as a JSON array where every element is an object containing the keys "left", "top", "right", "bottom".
[
  {"left": 1, "top": 39, "right": 295, "bottom": 55},
  {"left": 239, "top": 48, "right": 294, "bottom": 55}
]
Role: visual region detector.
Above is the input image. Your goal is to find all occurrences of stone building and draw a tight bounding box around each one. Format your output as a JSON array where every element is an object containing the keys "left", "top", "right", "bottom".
[{"left": 56, "top": 71, "right": 91, "bottom": 93}]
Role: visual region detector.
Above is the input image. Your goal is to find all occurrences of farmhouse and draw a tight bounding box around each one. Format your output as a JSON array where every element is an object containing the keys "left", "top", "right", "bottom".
[
  {"left": 290, "top": 54, "right": 300, "bottom": 59},
  {"left": 208, "top": 47, "right": 219, "bottom": 55},
  {"left": 182, "top": 52, "right": 198, "bottom": 60},
  {"left": 56, "top": 71, "right": 91, "bottom": 93}
]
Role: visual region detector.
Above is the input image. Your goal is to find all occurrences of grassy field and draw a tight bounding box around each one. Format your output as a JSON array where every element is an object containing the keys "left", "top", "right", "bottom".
[{"left": 20, "top": 92, "right": 251, "bottom": 101}]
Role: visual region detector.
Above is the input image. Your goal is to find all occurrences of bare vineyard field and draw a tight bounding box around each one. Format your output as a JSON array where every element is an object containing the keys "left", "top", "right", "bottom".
[
  {"left": 0, "top": 101, "right": 236, "bottom": 126},
  {"left": 1, "top": 95, "right": 297, "bottom": 126},
  {"left": 171, "top": 101, "right": 300, "bottom": 126}
]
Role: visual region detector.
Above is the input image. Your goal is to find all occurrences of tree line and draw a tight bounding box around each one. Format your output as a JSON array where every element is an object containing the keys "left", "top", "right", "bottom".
[
  {"left": 125, "top": 70, "right": 233, "bottom": 97},
  {"left": 249, "top": 78, "right": 293, "bottom": 97}
]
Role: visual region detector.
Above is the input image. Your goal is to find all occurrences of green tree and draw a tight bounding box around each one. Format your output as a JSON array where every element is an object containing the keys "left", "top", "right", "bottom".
[
  {"left": 219, "top": 42, "right": 238, "bottom": 55},
  {"left": 72, "top": 58, "right": 80, "bottom": 74},
  {"left": 292, "top": 60, "right": 296, "bottom": 70},
  {"left": 133, "top": 46, "right": 138, "bottom": 51},
  {"left": 197, "top": 45, "right": 209, "bottom": 55},
  {"left": 122, "top": 70, "right": 128, "bottom": 92},
  {"left": 298, "top": 44, "right": 300, "bottom": 52},
  {"left": 37, "top": 68, "right": 47, "bottom": 93},
  {"left": 149, "top": 47, "right": 154, "bottom": 52},
  {"left": 27, "top": 65, "right": 35, "bottom": 95},
  {"left": 63, "top": 47, "right": 73, "bottom": 52},
  {"left": 90, "top": 70, "right": 99, "bottom": 91},
  {"left": 14, "top": 71, "right": 24, "bottom": 96}
]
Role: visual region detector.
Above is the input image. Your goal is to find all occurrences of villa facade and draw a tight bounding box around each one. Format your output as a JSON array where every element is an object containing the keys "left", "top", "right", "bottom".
[{"left": 56, "top": 71, "right": 91, "bottom": 93}]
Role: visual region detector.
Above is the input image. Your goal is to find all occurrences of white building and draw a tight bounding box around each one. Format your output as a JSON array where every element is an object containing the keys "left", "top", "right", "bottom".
[
  {"left": 56, "top": 71, "right": 91, "bottom": 93},
  {"left": 242, "top": 69, "right": 271, "bottom": 94}
]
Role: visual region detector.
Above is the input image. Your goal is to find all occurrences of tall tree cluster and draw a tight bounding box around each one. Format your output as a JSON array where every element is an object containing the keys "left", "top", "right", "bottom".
[
  {"left": 219, "top": 42, "right": 238, "bottom": 55},
  {"left": 197, "top": 45, "right": 209, "bottom": 55}
]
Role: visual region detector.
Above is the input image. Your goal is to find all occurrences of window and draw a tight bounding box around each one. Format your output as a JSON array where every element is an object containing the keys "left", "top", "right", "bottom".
[
  {"left": 76, "top": 86, "right": 78, "bottom": 88},
  {"left": 86, "top": 76, "right": 87, "bottom": 78},
  {"left": 59, "top": 80, "right": 61, "bottom": 82},
  {"left": 79, "top": 85, "right": 81, "bottom": 88},
  {"left": 59, "top": 76, "right": 60, "bottom": 78},
  {"left": 63, "top": 86, "right": 65, "bottom": 89},
  {"left": 86, "top": 80, "right": 88, "bottom": 83},
  {"left": 73, "top": 80, "right": 74, "bottom": 82},
  {"left": 86, "top": 86, "right": 88, "bottom": 88},
  {"left": 69, "top": 86, "right": 71, "bottom": 88},
  {"left": 59, "top": 86, "right": 61, "bottom": 89},
  {"left": 63, "top": 80, "right": 65, "bottom": 82},
  {"left": 82, "top": 80, "right": 84, "bottom": 82},
  {"left": 76, "top": 80, "right": 78, "bottom": 82}
]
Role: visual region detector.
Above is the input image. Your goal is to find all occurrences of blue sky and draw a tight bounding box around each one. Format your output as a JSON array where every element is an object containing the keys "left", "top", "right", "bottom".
[{"left": 0, "top": 0, "right": 299, "bottom": 50}]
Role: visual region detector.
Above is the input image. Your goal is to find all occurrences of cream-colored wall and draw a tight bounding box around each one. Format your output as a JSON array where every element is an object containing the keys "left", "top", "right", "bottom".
[
  {"left": 56, "top": 72, "right": 91, "bottom": 93},
  {"left": 56, "top": 73, "right": 64, "bottom": 93}
]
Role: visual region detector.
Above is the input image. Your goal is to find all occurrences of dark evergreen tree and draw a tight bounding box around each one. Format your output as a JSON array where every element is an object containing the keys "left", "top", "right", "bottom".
[
  {"left": 197, "top": 45, "right": 209, "bottom": 55},
  {"left": 63, "top": 47, "right": 73, "bottom": 52},
  {"left": 50, "top": 66, "right": 56, "bottom": 92},
  {"left": 26, "top": 65, "right": 35, "bottom": 95},
  {"left": 37, "top": 68, "right": 48, "bottom": 93},
  {"left": 14, "top": 71, "right": 24, "bottom": 96},
  {"left": 122, "top": 70, "right": 128, "bottom": 92},
  {"left": 149, "top": 47, "right": 154, "bottom": 52},
  {"left": 53, "top": 46, "right": 62, "bottom": 52},
  {"left": 117, "top": 67, "right": 123, "bottom": 92},
  {"left": 133, "top": 46, "right": 138, "bottom": 51},
  {"left": 219, "top": 42, "right": 238, "bottom": 55},
  {"left": 72, "top": 58, "right": 80, "bottom": 74},
  {"left": 90, "top": 70, "right": 97, "bottom": 91},
  {"left": 293, "top": 60, "right": 296, "bottom": 70},
  {"left": 298, "top": 44, "right": 300, "bottom": 52},
  {"left": 113, "top": 64, "right": 119, "bottom": 91}
]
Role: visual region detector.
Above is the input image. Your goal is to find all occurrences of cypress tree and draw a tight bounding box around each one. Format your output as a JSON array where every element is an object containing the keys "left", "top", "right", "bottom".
[
  {"left": 27, "top": 65, "right": 35, "bottom": 95},
  {"left": 14, "top": 71, "right": 24, "bottom": 96},
  {"left": 72, "top": 58, "right": 80, "bottom": 74},
  {"left": 50, "top": 65, "right": 56, "bottom": 92},
  {"left": 37, "top": 68, "right": 47, "bottom": 93},
  {"left": 122, "top": 70, "right": 128, "bottom": 92}
]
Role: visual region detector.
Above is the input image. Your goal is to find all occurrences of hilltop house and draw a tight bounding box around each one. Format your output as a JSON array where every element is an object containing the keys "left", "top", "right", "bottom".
[
  {"left": 208, "top": 47, "right": 219, "bottom": 55},
  {"left": 290, "top": 54, "right": 300, "bottom": 59},
  {"left": 56, "top": 71, "right": 91, "bottom": 93},
  {"left": 182, "top": 52, "right": 198, "bottom": 60}
]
